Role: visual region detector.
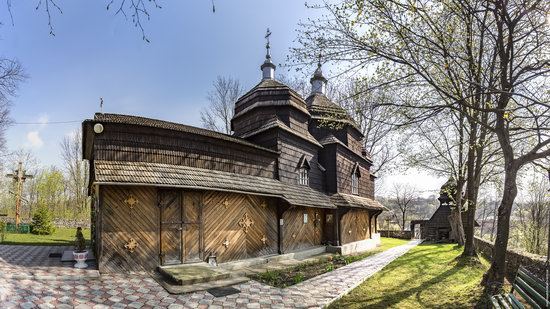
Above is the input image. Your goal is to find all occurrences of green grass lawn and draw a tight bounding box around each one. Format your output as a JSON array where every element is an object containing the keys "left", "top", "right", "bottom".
[
  {"left": 375, "top": 237, "right": 411, "bottom": 251},
  {"left": 0, "top": 227, "right": 91, "bottom": 246},
  {"left": 329, "top": 242, "right": 489, "bottom": 309},
  {"left": 343, "top": 237, "right": 412, "bottom": 263}
]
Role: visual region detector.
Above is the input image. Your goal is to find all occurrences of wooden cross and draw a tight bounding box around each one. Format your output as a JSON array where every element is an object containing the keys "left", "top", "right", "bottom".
[
  {"left": 238, "top": 213, "right": 254, "bottom": 233},
  {"left": 261, "top": 235, "right": 267, "bottom": 246},
  {"left": 222, "top": 239, "right": 230, "bottom": 249},
  {"left": 124, "top": 238, "right": 138, "bottom": 253},
  {"left": 6, "top": 162, "right": 33, "bottom": 230},
  {"left": 222, "top": 199, "right": 230, "bottom": 209},
  {"left": 264, "top": 28, "right": 272, "bottom": 59},
  {"left": 125, "top": 194, "right": 138, "bottom": 209}
]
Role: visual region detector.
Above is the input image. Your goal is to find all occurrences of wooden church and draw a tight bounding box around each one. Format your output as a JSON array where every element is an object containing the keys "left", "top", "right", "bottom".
[{"left": 82, "top": 40, "right": 387, "bottom": 273}]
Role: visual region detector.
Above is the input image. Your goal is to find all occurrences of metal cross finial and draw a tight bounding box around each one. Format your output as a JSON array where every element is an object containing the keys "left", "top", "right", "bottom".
[
  {"left": 318, "top": 53, "right": 322, "bottom": 68},
  {"left": 265, "top": 28, "right": 272, "bottom": 59}
]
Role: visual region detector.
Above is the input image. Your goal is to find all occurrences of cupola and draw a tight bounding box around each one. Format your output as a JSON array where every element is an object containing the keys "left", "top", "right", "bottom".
[{"left": 310, "top": 56, "right": 327, "bottom": 95}]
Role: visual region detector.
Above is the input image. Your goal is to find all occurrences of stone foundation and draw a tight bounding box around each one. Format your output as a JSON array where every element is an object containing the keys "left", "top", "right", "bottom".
[{"left": 327, "top": 233, "right": 382, "bottom": 255}]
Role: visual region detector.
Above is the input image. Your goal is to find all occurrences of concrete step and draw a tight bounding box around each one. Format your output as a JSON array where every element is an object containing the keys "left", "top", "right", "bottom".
[
  {"left": 158, "top": 264, "right": 231, "bottom": 286},
  {"left": 157, "top": 275, "right": 250, "bottom": 295},
  {"left": 219, "top": 246, "right": 327, "bottom": 271}
]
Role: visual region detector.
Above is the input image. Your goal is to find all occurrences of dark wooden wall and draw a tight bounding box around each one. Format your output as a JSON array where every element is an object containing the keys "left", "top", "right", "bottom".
[
  {"left": 340, "top": 209, "right": 372, "bottom": 244},
  {"left": 287, "top": 108, "right": 310, "bottom": 137},
  {"left": 318, "top": 143, "right": 338, "bottom": 194},
  {"left": 203, "top": 192, "right": 278, "bottom": 263},
  {"left": 346, "top": 127, "right": 364, "bottom": 155},
  {"left": 99, "top": 185, "right": 159, "bottom": 273},
  {"left": 282, "top": 206, "right": 323, "bottom": 252},
  {"left": 233, "top": 109, "right": 278, "bottom": 138},
  {"left": 336, "top": 149, "right": 374, "bottom": 198},
  {"left": 277, "top": 131, "right": 324, "bottom": 191},
  {"left": 94, "top": 123, "right": 277, "bottom": 178}
]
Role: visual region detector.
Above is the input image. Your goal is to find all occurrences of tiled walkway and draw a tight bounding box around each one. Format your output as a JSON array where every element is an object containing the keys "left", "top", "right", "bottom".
[
  {"left": 0, "top": 245, "right": 99, "bottom": 280},
  {"left": 0, "top": 240, "right": 422, "bottom": 308}
]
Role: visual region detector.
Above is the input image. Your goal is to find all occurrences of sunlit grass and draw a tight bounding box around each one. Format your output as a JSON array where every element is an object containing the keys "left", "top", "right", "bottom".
[
  {"left": 329, "top": 243, "right": 489, "bottom": 309},
  {"left": 1, "top": 227, "right": 91, "bottom": 246}
]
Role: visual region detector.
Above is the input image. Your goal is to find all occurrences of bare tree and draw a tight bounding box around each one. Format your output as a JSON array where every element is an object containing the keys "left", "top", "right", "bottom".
[
  {"left": 200, "top": 76, "right": 243, "bottom": 134},
  {"left": 4, "top": 1, "right": 220, "bottom": 41},
  {"left": 0, "top": 59, "right": 25, "bottom": 154},
  {"left": 516, "top": 169, "right": 549, "bottom": 255},
  {"left": 60, "top": 130, "right": 89, "bottom": 213},
  {"left": 277, "top": 74, "right": 310, "bottom": 99},
  {"left": 332, "top": 78, "right": 403, "bottom": 175},
  {"left": 389, "top": 183, "right": 418, "bottom": 231}
]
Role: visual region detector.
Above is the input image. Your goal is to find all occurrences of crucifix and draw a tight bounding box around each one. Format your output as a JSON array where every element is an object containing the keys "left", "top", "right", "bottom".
[
  {"left": 265, "top": 28, "right": 272, "bottom": 59},
  {"left": 6, "top": 162, "right": 33, "bottom": 230}
]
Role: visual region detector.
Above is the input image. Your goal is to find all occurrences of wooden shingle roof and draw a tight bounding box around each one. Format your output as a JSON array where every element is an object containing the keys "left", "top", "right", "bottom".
[
  {"left": 239, "top": 118, "right": 323, "bottom": 147},
  {"left": 306, "top": 93, "right": 362, "bottom": 133},
  {"left": 94, "top": 160, "right": 336, "bottom": 209},
  {"left": 238, "top": 79, "right": 302, "bottom": 102},
  {"left": 330, "top": 193, "right": 388, "bottom": 211},
  {"left": 90, "top": 113, "right": 277, "bottom": 154}
]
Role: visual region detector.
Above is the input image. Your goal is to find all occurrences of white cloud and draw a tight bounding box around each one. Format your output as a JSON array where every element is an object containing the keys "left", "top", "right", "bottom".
[
  {"left": 26, "top": 131, "right": 44, "bottom": 148},
  {"left": 37, "top": 114, "right": 49, "bottom": 124}
]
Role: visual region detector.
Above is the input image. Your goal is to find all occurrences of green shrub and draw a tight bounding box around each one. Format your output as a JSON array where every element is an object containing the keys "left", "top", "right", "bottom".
[
  {"left": 30, "top": 207, "right": 56, "bottom": 235},
  {"left": 325, "top": 262, "right": 334, "bottom": 272},
  {"left": 344, "top": 256, "right": 355, "bottom": 264},
  {"left": 293, "top": 273, "right": 305, "bottom": 284},
  {"left": 259, "top": 270, "right": 280, "bottom": 285},
  {"left": 0, "top": 221, "right": 5, "bottom": 242},
  {"left": 74, "top": 227, "right": 86, "bottom": 252}
]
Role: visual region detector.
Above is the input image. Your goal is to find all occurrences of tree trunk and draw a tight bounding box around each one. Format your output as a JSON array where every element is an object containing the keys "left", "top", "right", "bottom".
[
  {"left": 402, "top": 211, "right": 406, "bottom": 231},
  {"left": 449, "top": 209, "right": 465, "bottom": 245},
  {"left": 463, "top": 131, "right": 478, "bottom": 256},
  {"left": 449, "top": 177, "right": 466, "bottom": 246},
  {"left": 482, "top": 166, "right": 518, "bottom": 293}
]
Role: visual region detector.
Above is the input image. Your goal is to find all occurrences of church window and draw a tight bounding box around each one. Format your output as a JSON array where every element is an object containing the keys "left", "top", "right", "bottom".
[{"left": 352, "top": 163, "right": 361, "bottom": 195}]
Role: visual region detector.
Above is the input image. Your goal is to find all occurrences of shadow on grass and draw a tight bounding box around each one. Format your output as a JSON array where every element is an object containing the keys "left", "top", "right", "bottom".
[
  {"left": 331, "top": 243, "right": 485, "bottom": 309},
  {"left": 341, "top": 265, "right": 462, "bottom": 308},
  {"left": 378, "top": 244, "right": 460, "bottom": 276}
]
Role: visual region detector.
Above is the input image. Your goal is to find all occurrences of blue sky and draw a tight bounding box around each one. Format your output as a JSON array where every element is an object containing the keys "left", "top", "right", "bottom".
[{"left": 0, "top": 1, "right": 322, "bottom": 167}]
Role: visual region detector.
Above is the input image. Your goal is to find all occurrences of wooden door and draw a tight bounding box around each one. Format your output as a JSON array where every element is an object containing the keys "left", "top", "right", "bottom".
[
  {"left": 159, "top": 190, "right": 183, "bottom": 265},
  {"left": 183, "top": 193, "right": 201, "bottom": 262},
  {"left": 324, "top": 211, "right": 335, "bottom": 245}
]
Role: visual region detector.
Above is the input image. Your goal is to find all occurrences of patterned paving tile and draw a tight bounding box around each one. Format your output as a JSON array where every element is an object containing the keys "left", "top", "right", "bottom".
[{"left": 0, "top": 241, "right": 421, "bottom": 308}]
